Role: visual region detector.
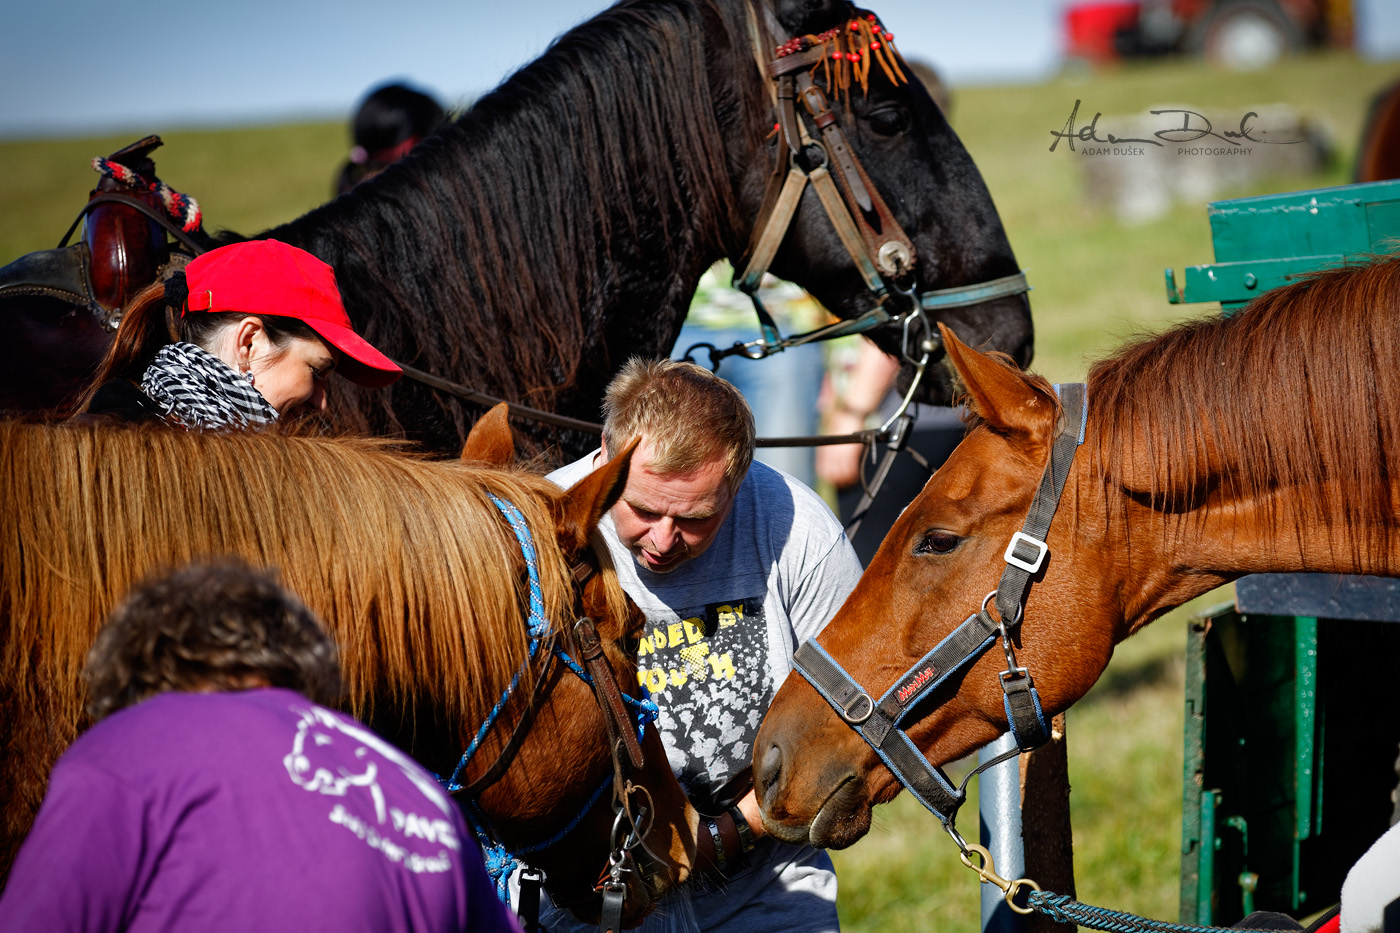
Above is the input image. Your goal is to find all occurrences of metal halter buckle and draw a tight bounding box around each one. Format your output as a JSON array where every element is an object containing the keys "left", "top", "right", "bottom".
[
  {"left": 1003, "top": 531, "right": 1048, "bottom": 574},
  {"left": 840, "top": 690, "right": 874, "bottom": 725}
]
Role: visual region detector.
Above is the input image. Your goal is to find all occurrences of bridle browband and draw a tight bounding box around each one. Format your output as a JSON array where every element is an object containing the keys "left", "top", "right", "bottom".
[
  {"left": 791, "top": 383, "right": 1087, "bottom": 846},
  {"left": 720, "top": 3, "right": 1029, "bottom": 385},
  {"left": 438, "top": 494, "right": 659, "bottom": 932}
]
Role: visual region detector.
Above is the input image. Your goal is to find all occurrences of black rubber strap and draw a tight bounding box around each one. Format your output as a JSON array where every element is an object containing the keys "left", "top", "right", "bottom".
[
  {"left": 995, "top": 383, "right": 1087, "bottom": 627},
  {"left": 873, "top": 610, "right": 999, "bottom": 737},
  {"left": 793, "top": 640, "right": 876, "bottom": 726},
  {"left": 880, "top": 731, "right": 965, "bottom": 819},
  {"left": 1002, "top": 672, "right": 1050, "bottom": 751},
  {"left": 793, "top": 639, "right": 966, "bottom": 821}
]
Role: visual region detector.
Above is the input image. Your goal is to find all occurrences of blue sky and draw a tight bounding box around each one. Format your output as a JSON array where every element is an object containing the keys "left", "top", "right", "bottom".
[{"left": 2, "top": 0, "right": 1398, "bottom": 138}]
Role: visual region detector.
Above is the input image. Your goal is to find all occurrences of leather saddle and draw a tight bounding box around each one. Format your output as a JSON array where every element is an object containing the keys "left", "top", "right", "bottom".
[{"left": 0, "top": 135, "right": 208, "bottom": 331}]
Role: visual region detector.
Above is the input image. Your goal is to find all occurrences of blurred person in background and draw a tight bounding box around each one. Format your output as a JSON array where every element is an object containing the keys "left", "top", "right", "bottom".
[
  {"left": 673, "top": 263, "right": 828, "bottom": 488},
  {"left": 335, "top": 81, "right": 447, "bottom": 195}
]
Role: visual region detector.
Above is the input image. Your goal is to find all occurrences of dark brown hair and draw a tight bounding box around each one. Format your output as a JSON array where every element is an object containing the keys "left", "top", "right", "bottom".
[
  {"left": 73, "top": 271, "right": 320, "bottom": 413},
  {"left": 82, "top": 558, "right": 342, "bottom": 722}
]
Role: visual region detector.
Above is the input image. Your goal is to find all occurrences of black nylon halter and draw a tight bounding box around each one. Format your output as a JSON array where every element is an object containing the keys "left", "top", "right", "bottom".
[{"left": 792, "top": 383, "right": 1087, "bottom": 826}]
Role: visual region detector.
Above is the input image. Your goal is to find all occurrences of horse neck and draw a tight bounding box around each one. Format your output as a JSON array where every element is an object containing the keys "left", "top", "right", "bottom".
[{"left": 262, "top": 0, "right": 765, "bottom": 454}]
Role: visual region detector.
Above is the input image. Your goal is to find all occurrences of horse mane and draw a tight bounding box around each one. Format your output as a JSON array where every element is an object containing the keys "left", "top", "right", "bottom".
[
  {"left": 265, "top": 0, "right": 770, "bottom": 448},
  {"left": 0, "top": 421, "right": 626, "bottom": 743},
  {"left": 1088, "top": 253, "right": 1400, "bottom": 566}
]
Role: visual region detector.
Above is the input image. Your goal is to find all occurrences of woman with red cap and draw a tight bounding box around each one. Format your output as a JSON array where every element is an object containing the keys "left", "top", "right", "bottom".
[{"left": 76, "top": 239, "right": 401, "bottom": 429}]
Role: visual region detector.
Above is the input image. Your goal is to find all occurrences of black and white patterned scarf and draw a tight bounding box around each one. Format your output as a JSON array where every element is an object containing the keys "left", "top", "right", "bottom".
[{"left": 141, "top": 342, "right": 279, "bottom": 430}]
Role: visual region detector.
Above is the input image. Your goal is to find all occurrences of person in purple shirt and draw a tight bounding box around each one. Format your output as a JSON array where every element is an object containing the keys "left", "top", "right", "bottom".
[{"left": 0, "top": 559, "right": 520, "bottom": 933}]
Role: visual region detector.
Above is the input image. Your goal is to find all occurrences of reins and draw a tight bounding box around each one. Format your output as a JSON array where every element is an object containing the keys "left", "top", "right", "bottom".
[
  {"left": 435, "top": 493, "right": 660, "bottom": 933},
  {"left": 721, "top": 2, "right": 1029, "bottom": 392}
]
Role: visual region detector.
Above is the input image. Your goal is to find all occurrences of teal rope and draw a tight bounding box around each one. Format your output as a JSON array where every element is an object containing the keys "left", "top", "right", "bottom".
[{"left": 1026, "top": 891, "right": 1286, "bottom": 933}]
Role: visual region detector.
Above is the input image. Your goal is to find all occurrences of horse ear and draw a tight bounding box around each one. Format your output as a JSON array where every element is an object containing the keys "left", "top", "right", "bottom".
[
  {"left": 460, "top": 403, "right": 514, "bottom": 466},
  {"left": 939, "top": 323, "right": 1053, "bottom": 441},
  {"left": 556, "top": 438, "right": 639, "bottom": 552}
]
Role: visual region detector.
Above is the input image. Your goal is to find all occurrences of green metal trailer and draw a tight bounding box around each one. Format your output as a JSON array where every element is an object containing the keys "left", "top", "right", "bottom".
[{"left": 1165, "top": 178, "right": 1400, "bottom": 924}]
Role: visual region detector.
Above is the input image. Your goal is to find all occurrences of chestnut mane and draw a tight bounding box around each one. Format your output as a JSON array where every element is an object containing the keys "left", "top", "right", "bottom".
[
  {"left": 0, "top": 420, "right": 630, "bottom": 857},
  {"left": 1088, "top": 253, "right": 1400, "bottom": 566}
]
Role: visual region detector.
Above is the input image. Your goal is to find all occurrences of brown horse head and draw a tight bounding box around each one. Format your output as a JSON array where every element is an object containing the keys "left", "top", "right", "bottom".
[
  {"left": 756, "top": 255, "right": 1400, "bottom": 849},
  {"left": 0, "top": 418, "right": 693, "bottom": 924},
  {"left": 753, "top": 325, "right": 1096, "bottom": 848}
]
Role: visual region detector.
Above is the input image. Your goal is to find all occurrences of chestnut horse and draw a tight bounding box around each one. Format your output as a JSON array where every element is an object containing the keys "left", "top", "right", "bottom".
[
  {"left": 2, "top": 0, "right": 1032, "bottom": 460},
  {"left": 754, "top": 253, "right": 1400, "bottom": 850},
  {"left": 0, "top": 410, "right": 694, "bottom": 926}
]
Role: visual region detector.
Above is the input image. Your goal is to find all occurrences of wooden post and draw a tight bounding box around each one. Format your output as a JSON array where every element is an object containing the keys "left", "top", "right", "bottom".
[{"left": 1020, "top": 713, "right": 1075, "bottom": 933}]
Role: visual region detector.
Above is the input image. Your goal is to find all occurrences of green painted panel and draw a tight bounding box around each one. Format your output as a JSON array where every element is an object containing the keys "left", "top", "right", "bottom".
[
  {"left": 1294, "top": 617, "right": 1318, "bottom": 843},
  {"left": 1166, "top": 256, "right": 1348, "bottom": 309},
  {"left": 1164, "top": 180, "right": 1400, "bottom": 309},
  {"left": 1181, "top": 615, "right": 1211, "bottom": 920},
  {"left": 1365, "top": 200, "right": 1400, "bottom": 248},
  {"left": 1207, "top": 179, "right": 1400, "bottom": 263}
]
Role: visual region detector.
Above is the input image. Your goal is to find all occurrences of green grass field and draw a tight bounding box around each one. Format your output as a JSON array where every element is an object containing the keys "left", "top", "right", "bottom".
[{"left": 3, "top": 47, "right": 1397, "bottom": 931}]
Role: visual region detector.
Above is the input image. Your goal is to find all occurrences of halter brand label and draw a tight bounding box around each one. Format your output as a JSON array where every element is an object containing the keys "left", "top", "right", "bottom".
[{"left": 896, "top": 665, "right": 938, "bottom": 705}]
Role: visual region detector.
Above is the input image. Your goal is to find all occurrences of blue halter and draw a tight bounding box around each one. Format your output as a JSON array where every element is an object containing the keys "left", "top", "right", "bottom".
[{"left": 436, "top": 493, "right": 657, "bottom": 905}]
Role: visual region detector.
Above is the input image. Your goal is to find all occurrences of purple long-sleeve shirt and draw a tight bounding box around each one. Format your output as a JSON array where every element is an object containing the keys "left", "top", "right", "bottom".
[{"left": 0, "top": 688, "right": 520, "bottom": 933}]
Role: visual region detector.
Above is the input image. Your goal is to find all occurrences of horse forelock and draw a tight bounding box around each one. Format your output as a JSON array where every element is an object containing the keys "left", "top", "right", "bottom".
[
  {"left": 0, "top": 422, "right": 605, "bottom": 749},
  {"left": 1086, "top": 253, "right": 1400, "bottom": 569},
  {"left": 268, "top": 0, "right": 769, "bottom": 455}
]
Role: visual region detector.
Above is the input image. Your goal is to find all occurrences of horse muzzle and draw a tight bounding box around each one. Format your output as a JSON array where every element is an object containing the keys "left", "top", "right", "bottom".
[{"left": 754, "top": 700, "right": 874, "bottom": 850}]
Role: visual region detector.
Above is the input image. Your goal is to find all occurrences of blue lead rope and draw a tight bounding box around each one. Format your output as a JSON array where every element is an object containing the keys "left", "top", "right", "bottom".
[
  {"left": 1025, "top": 891, "right": 1287, "bottom": 933},
  {"left": 440, "top": 494, "right": 550, "bottom": 794}
]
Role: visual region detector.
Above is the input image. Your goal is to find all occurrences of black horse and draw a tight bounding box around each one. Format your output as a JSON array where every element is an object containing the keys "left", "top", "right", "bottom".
[{"left": 3, "top": 0, "right": 1032, "bottom": 461}]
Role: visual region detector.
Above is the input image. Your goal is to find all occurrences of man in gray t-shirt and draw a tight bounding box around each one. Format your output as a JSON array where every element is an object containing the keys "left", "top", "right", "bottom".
[{"left": 544, "top": 359, "right": 863, "bottom": 932}]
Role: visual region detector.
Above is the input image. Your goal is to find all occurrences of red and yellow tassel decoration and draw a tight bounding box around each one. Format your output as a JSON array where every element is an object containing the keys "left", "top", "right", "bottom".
[{"left": 773, "top": 11, "right": 907, "bottom": 95}]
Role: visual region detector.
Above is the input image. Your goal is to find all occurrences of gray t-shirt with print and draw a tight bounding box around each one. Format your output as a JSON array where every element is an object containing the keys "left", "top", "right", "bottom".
[{"left": 544, "top": 452, "right": 863, "bottom": 932}]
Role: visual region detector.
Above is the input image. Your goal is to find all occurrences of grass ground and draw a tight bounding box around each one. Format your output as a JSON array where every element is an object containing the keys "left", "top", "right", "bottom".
[{"left": 3, "top": 46, "right": 1397, "bottom": 932}]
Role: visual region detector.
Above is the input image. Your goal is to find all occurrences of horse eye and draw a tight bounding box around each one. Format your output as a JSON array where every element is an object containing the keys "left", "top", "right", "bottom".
[
  {"left": 915, "top": 531, "right": 961, "bottom": 555},
  {"left": 866, "top": 106, "right": 910, "bottom": 136},
  {"left": 621, "top": 633, "right": 641, "bottom": 654}
]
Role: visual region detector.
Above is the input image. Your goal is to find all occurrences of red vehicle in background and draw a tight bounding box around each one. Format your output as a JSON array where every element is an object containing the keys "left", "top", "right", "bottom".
[{"left": 1065, "top": 0, "right": 1354, "bottom": 69}]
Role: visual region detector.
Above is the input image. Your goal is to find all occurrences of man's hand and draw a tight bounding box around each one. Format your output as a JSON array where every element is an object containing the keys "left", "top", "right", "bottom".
[{"left": 735, "top": 789, "right": 764, "bottom": 839}]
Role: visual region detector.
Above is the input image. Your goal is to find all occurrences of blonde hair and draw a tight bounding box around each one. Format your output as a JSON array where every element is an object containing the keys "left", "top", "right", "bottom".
[{"left": 601, "top": 358, "right": 754, "bottom": 493}]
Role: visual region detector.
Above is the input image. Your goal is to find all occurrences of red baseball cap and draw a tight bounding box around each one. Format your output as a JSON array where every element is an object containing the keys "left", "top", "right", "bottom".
[{"left": 184, "top": 239, "right": 402, "bottom": 388}]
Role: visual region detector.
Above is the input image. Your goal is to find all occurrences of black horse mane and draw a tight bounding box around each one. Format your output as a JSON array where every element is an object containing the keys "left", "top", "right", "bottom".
[{"left": 261, "top": 0, "right": 772, "bottom": 454}]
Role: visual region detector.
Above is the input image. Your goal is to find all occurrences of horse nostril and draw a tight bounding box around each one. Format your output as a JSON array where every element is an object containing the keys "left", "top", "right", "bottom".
[{"left": 758, "top": 743, "right": 784, "bottom": 807}]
